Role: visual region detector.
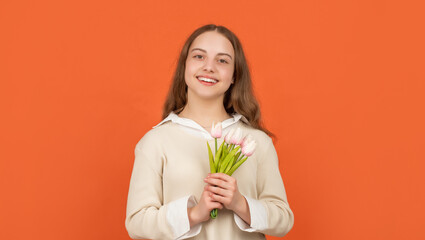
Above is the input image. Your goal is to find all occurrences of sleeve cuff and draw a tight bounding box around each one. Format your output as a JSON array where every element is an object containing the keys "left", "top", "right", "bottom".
[
  {"left": 234, "top": 195, "right": 268, "bottom": 232},
  {"left": 166, "top": 195, "right": 202, "bottom": 239}
]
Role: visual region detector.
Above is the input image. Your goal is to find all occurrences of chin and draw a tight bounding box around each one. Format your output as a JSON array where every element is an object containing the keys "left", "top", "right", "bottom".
[
  {"left": 199, "top": 93, "right": 223, "bottom": 100},
  {"left": 189, "top": 91, "right": 225, "bottom": 101}
]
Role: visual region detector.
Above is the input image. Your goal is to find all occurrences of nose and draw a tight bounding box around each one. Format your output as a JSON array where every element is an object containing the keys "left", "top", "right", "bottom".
[{"left": 202, "top": 58, "right": 215, "bottom": 72}]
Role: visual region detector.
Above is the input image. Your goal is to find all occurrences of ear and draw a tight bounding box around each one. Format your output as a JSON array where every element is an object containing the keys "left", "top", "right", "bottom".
[{"left": 231, "top": 78, "right": 235, "bottom": 84}]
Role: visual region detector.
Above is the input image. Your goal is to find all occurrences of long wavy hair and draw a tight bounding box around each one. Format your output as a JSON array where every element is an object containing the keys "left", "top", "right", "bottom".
[{"left": 162, "top": 24, "right": 274, "bottom": 137}]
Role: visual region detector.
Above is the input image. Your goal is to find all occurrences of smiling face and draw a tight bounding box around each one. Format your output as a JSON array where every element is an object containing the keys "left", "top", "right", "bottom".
[{"left": 184, "top": 30, "right": 235, "bottom": 101}]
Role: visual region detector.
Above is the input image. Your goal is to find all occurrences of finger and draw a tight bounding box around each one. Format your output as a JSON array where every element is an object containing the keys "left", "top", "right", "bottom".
[
  {"left": 215, "top": 203, "right": 223, "bottom": 209},
  {"left": 204, "top": 189, "right": 222, "bottom": 203},
  {"left": 208, "top": 173, "right": 233, "bottom": 182},
  {"left": 205, "top": 185, "right": 230, "bottom": 197},
  {"left": 204, "top": 177, "right": 229, "bottom": 189},
  {"left": 210, "top": 193, "right": 228, "bottom": 206},
  {"left": 210, "top": 201, "right": 223, "bottom": 209}
]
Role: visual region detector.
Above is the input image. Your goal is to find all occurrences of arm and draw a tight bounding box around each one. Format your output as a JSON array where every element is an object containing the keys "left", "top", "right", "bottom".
[
  {"left": 125, "top": 133, "right": 201, "bottom": 240},
  {"left": 233, "top": 195, "right": 251, "bottom": 225},
  {"left": 254, "top": 137, "right": 295, "bottom": 237}
]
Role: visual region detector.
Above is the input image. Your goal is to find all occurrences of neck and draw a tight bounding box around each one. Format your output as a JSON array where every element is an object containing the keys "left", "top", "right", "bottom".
[{"left": 179, "top": 92, "right": 231, "bottom": 128}]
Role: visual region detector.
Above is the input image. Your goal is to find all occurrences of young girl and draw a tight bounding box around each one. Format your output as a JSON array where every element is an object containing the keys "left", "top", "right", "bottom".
[{"left": 125, "top": 24, "right": 294, "bottom": 240}]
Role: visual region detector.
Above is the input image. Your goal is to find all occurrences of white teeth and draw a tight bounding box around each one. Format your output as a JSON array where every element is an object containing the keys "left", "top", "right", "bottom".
[{"left": 197, "top": 77, "right": 218, "bottom": 83}]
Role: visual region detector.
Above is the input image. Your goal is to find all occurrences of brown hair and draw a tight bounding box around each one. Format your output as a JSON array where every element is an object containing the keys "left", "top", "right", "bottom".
[{"left": 162, "top": 24, "right": 274, "bottom": 138}]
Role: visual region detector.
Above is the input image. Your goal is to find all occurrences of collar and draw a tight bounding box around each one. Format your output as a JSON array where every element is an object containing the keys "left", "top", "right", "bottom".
[{"left": 153, "top": 112, "right": 250, "bottom": 132}]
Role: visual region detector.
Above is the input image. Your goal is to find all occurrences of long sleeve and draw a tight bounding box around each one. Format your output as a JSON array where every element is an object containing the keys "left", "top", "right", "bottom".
[
  {"left": 166, "top": 195, "right": 202, "bottom": 239},
  {"left": 233, "top": 195, "right": 268, "bottom": 231},
  {"left": 254, "top": 136, "right": 294, "bottom": 237},
  {"left": 125, "top": 133, "right": 201, "bottom": 240}
]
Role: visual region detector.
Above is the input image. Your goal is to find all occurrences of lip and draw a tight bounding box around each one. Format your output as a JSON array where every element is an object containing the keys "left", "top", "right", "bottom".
[
  {"left": 196, "top": 75, "right": 218, "bottom": 86},
  {"left": 196, "top": 75, "right": 219, "bottom": 82}
]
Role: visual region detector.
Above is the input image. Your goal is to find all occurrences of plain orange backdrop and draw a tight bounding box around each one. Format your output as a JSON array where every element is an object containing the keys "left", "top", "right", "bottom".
[{"left": 1, "top": 0, "right": 424, "bottom": 239}]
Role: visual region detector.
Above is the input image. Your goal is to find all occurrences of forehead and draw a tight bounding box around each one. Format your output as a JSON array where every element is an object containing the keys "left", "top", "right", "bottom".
[{"left": 189, "top": 31, "right": 234, "bottom": 57}]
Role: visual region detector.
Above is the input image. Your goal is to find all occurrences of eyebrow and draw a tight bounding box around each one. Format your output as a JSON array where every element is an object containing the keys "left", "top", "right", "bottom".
[{"left": 190, "top": 48, "right": 233, "bottom": 60}]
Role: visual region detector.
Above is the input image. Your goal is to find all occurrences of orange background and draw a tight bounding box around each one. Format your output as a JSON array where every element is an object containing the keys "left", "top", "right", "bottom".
[{"left": 1, "top": 0, "right": 424, "bottom": 239}]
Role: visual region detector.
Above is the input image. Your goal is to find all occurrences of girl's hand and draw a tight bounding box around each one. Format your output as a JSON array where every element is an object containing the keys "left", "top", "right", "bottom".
[
  {"left": 188, "top": 188, "right": 223, "bottom": 226},
  {"left": 203, "top": 173, "right": 245, "bottom": 212}
]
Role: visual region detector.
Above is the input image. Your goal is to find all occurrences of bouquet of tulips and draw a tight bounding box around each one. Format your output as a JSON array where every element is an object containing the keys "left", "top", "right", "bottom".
[{"left": 207, "top": 122, "right": 256, "bottom": 219}]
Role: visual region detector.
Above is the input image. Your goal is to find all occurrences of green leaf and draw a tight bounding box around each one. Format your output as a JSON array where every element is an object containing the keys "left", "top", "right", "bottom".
[
  {"left": 217, "top": 143, "right": 227, "bottom": 171},
  {"left": 234, "top": 151, "right": 241, "bottom": 165},
  {"left": 224, "top": 155, "right": 236, "bottom": 173},
  {"left": 226, "top": 156, "right": 248, "bottom": 176},
  {"left": 234, "top": 152, "right": 244, "bottom": 164},
  {"left": 219, "top": 146, "right": 240, "bottom": 173},
  {"left": 207, "top": 142, "right": 216, "bottom": 173},
  {"left": 222, "top": 143, "right": 229, "bottom": 160},
  {"left": 214, "top": 141, "right": 225, "bottom": 170}
]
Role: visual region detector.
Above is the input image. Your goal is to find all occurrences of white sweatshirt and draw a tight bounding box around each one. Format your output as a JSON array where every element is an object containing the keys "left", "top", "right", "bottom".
[{"left": 125, "top": 112, "right": 294, "bottom": 239}]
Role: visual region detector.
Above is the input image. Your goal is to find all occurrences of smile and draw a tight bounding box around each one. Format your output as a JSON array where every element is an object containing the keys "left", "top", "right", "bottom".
[{"left": 197, "top": 76, "right": 218, "bottom": 84}]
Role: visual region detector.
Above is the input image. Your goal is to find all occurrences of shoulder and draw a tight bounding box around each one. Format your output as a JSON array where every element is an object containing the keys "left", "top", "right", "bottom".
[
  {"left": 135, "top": 122, "right": 177, "bottom": 150},
  {"left": 235, "top": 121, "right": 274, "bottom": 155},
  {"left": 234, "top": 122, "right": 279, "bottom": 166},
  {"left": 237, "top": 121, "right": 272, "bottom": 144}
]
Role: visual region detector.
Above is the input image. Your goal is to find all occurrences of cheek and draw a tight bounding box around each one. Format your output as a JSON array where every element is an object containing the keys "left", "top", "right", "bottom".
[
  {"left": 184, "top": 63, "right": 194, "bottom": 82},
  {"left": 185, "top": 60, "right": 199, "bottom": 77},
  {"left": 222, "top": 67, "right": 234, "bottom": 83}
]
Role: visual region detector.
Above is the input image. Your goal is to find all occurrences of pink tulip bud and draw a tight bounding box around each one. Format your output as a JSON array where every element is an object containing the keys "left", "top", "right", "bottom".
[
  {"left": 224, "top": 128, "right": 235, "bottom": 144},
  {"left": 230, "top": 127, "right": 244, "bottom": 145},
  {"left": 241, "top": 137, "right": 256, "bottom": 156},
  {"left": 210, "top": 122, "right": 222, "bottom": 138},
  {"left": 241, "top": 135, "right": 253, "bottom": 148}
]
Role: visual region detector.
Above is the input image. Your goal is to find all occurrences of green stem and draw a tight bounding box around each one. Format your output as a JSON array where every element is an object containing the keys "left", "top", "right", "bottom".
[
  {"left": 210, "top": 208, "right": 218, "bottom": 219},
  {"left": 215, "top": 138, "right": 217, "bottom": 154}
]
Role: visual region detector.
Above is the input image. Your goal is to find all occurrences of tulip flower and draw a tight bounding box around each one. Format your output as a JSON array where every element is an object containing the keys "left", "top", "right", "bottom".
[
  {"left": 241, "top": 135, "right": 253, "bottom": 148},
  {"left": 224, "top": 128, "right": 235, "bottom": 144},
  {"left": 210, "top": 122, "right": 222, "bottom": 153},
  {"left": 230, "top": 127, "right": 244, "bottom": 145},
  {"left": 241, "top": 138, "right": 256, "bottom": 157},
  {"left": 210, "top": 122, "right": 222, "bottom": 138},
  {"left": 206, "top": 126, "right": 256, "bottom": 219}
]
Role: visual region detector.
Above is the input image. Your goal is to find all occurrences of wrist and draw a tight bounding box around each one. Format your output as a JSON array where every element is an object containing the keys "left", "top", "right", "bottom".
[
  {"left": 188, "top": 206, "right": 202, "bottom": 227},
  {"left": 232, "top": 193, "right": 246, "bottom": 212},
  {"left": 233, "top": 195, "right": 251, "bottom": 225}
]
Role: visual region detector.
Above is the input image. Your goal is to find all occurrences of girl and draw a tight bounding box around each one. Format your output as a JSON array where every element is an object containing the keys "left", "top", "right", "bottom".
[{"left": 125, "top": 24, "right": 294, "bottom": 240}]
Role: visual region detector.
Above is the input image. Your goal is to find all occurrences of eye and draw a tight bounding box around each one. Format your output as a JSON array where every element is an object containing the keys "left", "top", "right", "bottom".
[
  {"left": 193, "top": 55, "right": 204, "bottom": 59},
  {"left": 218, "top": 59, "right": 229, "bottom": 64}
]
